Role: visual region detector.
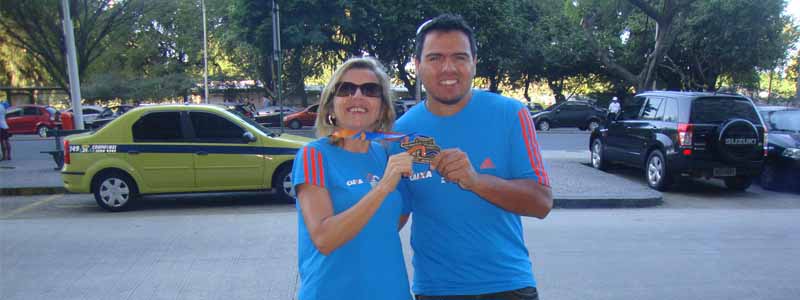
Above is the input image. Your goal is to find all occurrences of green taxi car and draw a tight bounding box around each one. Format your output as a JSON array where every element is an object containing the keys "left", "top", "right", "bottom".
[{"left": 61, "top": 104, "right": 310, "bottom": 211}]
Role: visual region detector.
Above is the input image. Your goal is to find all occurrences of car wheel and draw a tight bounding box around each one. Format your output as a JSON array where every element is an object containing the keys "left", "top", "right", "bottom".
[
  {"left": 724, "top": 175, "right": 752, "bottom": 191},
  {"left": 590, "top": 139, "right": 608, "bottom": 171},
  {"left": 93, "top": 171, "right": 138, "bottom": 212},
  {"left": 272, "top": 165, "right": 295, "bottom": 203},
  {"left": 646, "top": 150, "right": 672, "bottom": 191},
  {"left": 588, "top": 120, "right": 601, "bottom": 132},
  {"left": 37, "top": 125, "right": 49, "bottom": 137},
  {"left": 759, "top": 163, "right": 781, "bottom": 191},
  {"left": 288, "top": 120, "right": 302, "bottom": 129},
  {"left": 537, "top": 120, "right": 550, "bottom": 131}
]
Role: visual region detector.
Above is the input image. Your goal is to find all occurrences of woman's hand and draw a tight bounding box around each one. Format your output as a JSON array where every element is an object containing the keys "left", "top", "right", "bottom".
[{"left": 379, "top": 152, "right": 412, "bottom": 192}]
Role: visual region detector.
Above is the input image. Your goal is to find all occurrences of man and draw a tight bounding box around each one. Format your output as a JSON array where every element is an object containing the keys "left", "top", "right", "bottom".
[
  {"left": 0, "top": 101, "right": 11, "bottom": 160},
  {"left": 607, "top": 96, "right": 621, "bottom": 122},
  {"left": 393, "top": 14, "right": 552, "bottom": 300}
]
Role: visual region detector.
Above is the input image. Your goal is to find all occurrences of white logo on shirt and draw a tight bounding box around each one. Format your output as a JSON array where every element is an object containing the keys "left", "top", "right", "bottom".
[
  {"left": 409, "top": 170, "right": 433, "bottom": 182},
  {"left": 346, "top": 179, "right": 364, "bottom": 186}
]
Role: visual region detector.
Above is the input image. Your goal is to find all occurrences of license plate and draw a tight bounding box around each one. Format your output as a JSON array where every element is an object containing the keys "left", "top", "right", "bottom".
[{"left": 713, "top": 168, "right": 736, "bottom": 177}]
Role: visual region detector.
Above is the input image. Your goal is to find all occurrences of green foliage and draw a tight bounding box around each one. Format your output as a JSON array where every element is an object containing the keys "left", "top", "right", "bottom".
[
  {"left": 665, "top": 0, "right": 798, "bottom": 91},
  {"left": 2, "top": 0, "right": 797, "bottom": 103}
]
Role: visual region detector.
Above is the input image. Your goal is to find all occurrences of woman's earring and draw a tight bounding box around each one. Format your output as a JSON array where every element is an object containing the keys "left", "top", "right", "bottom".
[{"left": 327, "top": 114, "right": 336, "bottom": 125}]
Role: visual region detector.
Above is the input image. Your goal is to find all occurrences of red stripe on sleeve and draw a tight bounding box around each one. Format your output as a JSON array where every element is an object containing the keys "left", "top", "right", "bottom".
[
  {"left": 518, "top": 109, "right": 542, "bottom": 183},
  {"left": 303, "top": 147, "right": 310, "bottom": 184},
  {"left": 525, "top": 111, "right": 550, "bottom": 186},
  {"left": 310, "top": 147, "right": 319, "bottom": 186},
  {"left": 316, "top": 149, "right": 325, "bottom": 188}
]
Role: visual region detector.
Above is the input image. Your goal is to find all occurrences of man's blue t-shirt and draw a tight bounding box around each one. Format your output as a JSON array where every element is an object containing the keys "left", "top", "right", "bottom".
[
  {"left": 292, "top": 138, "right": 411, "bottom": 300},
  {"left": 392, "top": 90, "right": 550, "bottom": 296}
]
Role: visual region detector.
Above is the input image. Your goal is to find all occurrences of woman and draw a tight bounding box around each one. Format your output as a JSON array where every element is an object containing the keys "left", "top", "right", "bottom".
[{"left": 291, "top": 57, "right": 412, "bottom": 300}]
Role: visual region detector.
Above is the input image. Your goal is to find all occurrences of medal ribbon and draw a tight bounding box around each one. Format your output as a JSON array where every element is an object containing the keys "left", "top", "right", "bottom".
[{"left": 331, "top": 129, "right": 416, "bottom": 142}]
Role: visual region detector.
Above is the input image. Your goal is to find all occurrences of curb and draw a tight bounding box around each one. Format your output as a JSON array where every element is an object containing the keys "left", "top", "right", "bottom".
[
  {"left": 0, "top": 187, "right": 67, "bottom": 196},
  {"left": 554, "top": 196, "right": 663, "bottom": 208},
  {"left": 1, "top": 186, "right": 663, "bottom": 208}
]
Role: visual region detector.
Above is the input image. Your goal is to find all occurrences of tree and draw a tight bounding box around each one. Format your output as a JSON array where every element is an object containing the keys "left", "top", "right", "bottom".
[
  {"left": 663, "top": 0, "right": 797, "bottom": 91},
  {"left": 0, "top": 0, "right": 148, "bottom": 91},
  {"left": 230, "top": 0, "right": 341, "bottom": 106},
  {"left": 577, "top": 0, "right": 693, "bottom": 92},
  {"left": 332, "top": 0, "right": 426, "bottom": 96}
]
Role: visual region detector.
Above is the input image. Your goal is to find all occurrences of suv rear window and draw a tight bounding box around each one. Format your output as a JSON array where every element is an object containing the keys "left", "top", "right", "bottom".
[{"left": 690, "top": 97, "right": 760, "bottom": 124}]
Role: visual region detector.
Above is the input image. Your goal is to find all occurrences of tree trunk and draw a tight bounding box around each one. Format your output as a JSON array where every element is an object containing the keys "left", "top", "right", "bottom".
[{"left": 523, "top": 77, "right": 531, "bottom": 103}]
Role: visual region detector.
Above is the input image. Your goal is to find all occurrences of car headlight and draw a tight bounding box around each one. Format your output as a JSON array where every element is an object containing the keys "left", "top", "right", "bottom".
[{"left": 782, "top": 148, "right": 800, "bottom": 160}]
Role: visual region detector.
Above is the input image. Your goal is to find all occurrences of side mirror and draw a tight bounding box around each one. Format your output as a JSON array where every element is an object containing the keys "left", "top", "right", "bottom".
[{"left": 243, "top": 132, "right": 256, "bottom": 143}]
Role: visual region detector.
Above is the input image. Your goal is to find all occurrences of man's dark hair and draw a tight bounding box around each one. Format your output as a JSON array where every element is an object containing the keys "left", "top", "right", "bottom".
[{"left": 414, "top": 14, "right": 477, "bottom": 60}]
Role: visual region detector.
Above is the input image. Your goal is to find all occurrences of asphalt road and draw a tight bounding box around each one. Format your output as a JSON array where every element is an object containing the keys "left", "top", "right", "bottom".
[
  {"left": 3, "top": 129, "right": 799, "bottom": 300},
  {"left": 1, "top": 190, "right": 799, "bottom": 300}
]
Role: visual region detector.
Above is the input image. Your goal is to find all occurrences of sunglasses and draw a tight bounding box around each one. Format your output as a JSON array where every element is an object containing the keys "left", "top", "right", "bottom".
[{"left": 335, "top": 82, "right": 382, "bottom": 98}]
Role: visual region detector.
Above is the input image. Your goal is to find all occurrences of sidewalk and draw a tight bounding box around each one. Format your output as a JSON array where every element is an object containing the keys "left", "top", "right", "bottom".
[{"left": 0, "top": 148, "right": 661, "bottom": 207}]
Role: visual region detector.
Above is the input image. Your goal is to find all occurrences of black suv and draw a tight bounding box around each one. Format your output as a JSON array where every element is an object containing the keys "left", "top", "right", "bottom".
[
  {"left": 532, "top": 100, "right": 606, "bottom": 131},
  {"left": 589, "top": 91, "right": 766, "bottom": 191}
]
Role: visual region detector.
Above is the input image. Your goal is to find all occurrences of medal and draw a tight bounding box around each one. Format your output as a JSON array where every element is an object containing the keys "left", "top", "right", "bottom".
[{"left": 400, "top": 136, "right": 441, "bottom": 164}]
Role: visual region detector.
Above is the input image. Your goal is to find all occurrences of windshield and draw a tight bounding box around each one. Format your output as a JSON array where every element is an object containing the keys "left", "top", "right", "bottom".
[
  {"left": 768, "top": 110, "right": 800, "bottom": 132},
  {"left": 227, "top": 109, "right": 277, "bottom": 136}
]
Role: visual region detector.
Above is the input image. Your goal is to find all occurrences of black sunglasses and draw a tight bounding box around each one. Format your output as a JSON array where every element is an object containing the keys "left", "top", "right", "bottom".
[{"left": 335, "top": 82, "right": 382, "bottom": 98}]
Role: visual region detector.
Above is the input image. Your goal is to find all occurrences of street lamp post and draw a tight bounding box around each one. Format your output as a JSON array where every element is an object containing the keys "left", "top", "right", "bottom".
[
  {"left": 60, "top": 0, "right": 84, "bottom": 129},
  {"left": 272, "top": 0, "right": 283, "bottom": 133}
]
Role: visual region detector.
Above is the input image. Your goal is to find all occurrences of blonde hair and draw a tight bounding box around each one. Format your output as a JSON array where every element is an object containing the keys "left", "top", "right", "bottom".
[{"left": 315, "top": 57, "right": 396, "bottom": 139}]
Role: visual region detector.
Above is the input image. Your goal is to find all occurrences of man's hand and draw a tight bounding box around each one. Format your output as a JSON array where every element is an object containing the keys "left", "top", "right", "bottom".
[{"left": 430, "top": 148, "right": 479, "bottom": 190}]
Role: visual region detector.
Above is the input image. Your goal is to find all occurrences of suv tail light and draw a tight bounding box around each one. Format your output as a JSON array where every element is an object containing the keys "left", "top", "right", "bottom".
[
  {"left": 64, "top": 139, "right": 70, "bottom": 165},
  {"left": 677, "top": 123, "right": 693, "bottom": 147}
]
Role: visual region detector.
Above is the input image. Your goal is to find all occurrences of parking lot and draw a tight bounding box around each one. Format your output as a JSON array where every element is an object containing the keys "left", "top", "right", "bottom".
[{"left": 2, "top": 130, "right": 799, "bottom": 300}]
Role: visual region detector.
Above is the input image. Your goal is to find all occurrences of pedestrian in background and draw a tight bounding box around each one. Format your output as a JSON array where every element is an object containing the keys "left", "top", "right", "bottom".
[
  {"left": 392, "top": 14, "right": 552, "bottom": 300},
  {"left": 291, "top": 57, "right": 413, "bottom": 300},
  {"left": 608, "top": 96, "right": 621, "bottom": 122},
  {"left": 0, "top": 101, "right": 11, "bottom": 161}
]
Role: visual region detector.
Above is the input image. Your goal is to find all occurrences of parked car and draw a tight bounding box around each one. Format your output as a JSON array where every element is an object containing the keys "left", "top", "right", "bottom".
[
  {"left": 254, "top": 106, "right": 299, "bottom": 127},
  {"left": 220, "top": 102, "right": 256, "bottom": 119},
  {"left": 590, "top": 91, "right": 766, "bottom": 191},
  {"left": 90, "top": 105, "right": 135, "bottom": 129},
  {"left": 62, "top": 105, "right": 105, "bottom": 126},
  {"left": 283, "top": 104, "right": 319, "bottom": 129},
  {"left": 258, "top": 105, "right": 299, "bottom": 116},
  {"left": 61, "top": 104, "right": 311, "bottom": 211},
  {"left": 532, "top": 100, "right": 606, "bottom": 131},
  {"left": 527, "top": 102, "right": 544, "bottom": 113},
  {"left": 758, "top": 107, "right": 800, "bottom": 191},
  {"left": 5, "top": 105, "right": 61, "bottom": 137}
]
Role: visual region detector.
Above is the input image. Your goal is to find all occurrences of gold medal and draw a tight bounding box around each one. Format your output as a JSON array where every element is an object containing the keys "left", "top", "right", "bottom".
[{"left": 400, "top": 136, "right": 441, "bottom": 164}]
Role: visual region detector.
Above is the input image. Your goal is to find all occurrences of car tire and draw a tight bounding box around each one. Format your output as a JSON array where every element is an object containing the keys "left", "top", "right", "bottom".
[
  {"left": 93, "top": 171, "right": 138, "bottom": 212},
  {"left": 645, "top": 150, "right": 672, "bottom": 191},
  {"left": 272, "top": 164, "right": 295, "bottom": 203},
  {"left": 759, "top": 163, "right": 781, "bottom": 191},
  {"left": 537, "top": 120, "right": 550, "bottom": 131},
  {"left": 588, "top": 119, "right": 601, "bottom": 132},
  {"left": 288, "top": 119, "right": 302, "bottom": 129},
  {"left": 37, "top": 125, "right": 49, "bottom": 137},
  {"left": 590, "top": 139, "right": 608, "bottom": 171},
  {"left": 724, "top": 175, "right": 752, "bottom": 191}
]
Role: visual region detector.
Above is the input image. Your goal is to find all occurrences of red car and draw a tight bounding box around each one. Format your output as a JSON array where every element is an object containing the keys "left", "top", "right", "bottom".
[
  {"left": 5, "top": 105, "right": 61, "bottom": 137},
  {"left": 283, "top": 104, "right": 318, "bottom": 129}
]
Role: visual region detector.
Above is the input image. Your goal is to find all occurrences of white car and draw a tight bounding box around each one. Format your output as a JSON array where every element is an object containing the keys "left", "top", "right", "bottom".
[
  {"left": 258, "top": 106, "right": 299, "bottom": 116},
  {"left": 62, "top": 105, "right": 105, "bottom": 125}
]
